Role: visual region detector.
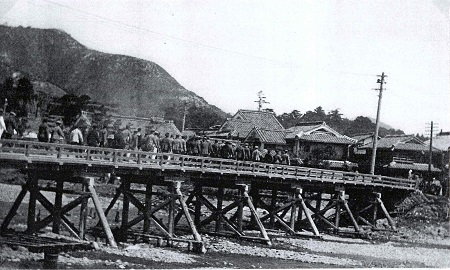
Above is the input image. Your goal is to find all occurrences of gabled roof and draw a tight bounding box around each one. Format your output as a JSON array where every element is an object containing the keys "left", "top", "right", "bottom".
[
  {"left": 361, "top": 134, "right": 441, "bottom": 152},
  {"left": 147, "top": 122, "right": 181, "bottom": 137},
  {"left": 296, "top": 133, "right": 356, "bottom": 145},
  {"left": 351, "top": 133, "right": 375, "bottom": 142},
  {"left": 245, "top": 127, "right": 287, "bottom": 144},
  {"left": 285, "top": 121, "right": 326, "bottom": 137},
  {"left": 285, "top": 121, "right": 356, "bottom": 144},
  {"left": 425, "top": 133, "right": 450, "bottom": 151},
  {"left": 218, "top": 109, "right": 284, "bottom": 139},
  {"left": 234, "top": 110, "right": 284, "bottom": 130},
  {"left": 285, "top": 121, "right": 341, "bottom": 138},
  {"left": 218, "top": 118, "right": 255, "bottom": 139}
]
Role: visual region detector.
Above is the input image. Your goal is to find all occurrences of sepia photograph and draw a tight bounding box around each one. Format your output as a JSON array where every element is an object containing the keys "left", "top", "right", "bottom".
[{"left": 0, "top": 0, "right": 449, "bottom": 268}]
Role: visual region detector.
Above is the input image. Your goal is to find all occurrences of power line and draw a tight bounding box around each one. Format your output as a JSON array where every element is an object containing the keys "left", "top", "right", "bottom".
[{"left": 38, "top": 0, "right": 295, "bottom": 66}]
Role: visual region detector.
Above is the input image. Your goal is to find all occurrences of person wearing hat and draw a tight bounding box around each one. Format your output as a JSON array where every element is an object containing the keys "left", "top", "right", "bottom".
[
  {"left": 243, "top": 143, "right": 251, "bottom": 161},
  {"left": 200, "top": 136, "right": 211, "bottom": 157},
  {"left": 251, "top": 145, "right": 262, "bottom": 162},
  {"left": 0, "top": 108, "right": 6, "bottom": 140},
  {"left": 51, "top": 120, "right": 65, "bottom": 144},
  {"left": 3, "top": 112, "right": 17, "bottom": 139},
  {"left": 221, "top": 140, "right": 233, "bottom": 159}
]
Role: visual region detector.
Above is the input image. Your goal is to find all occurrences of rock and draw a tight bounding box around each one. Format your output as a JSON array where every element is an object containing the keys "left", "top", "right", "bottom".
[
  {"left": 16, "top": 246, "right": 28, "bottom": 252},
  {"left": 91, "top": 241, "right": 100, "bottom": 249}
]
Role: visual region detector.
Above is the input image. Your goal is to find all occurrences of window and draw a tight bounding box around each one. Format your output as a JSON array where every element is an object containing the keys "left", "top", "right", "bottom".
[{"left": 304, "top": 145, "right": 310, "bottom": 152}]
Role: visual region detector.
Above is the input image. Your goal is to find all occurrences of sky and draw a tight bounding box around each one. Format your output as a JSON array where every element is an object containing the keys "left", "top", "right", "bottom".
[{"left": 0, "top": 0, "right": 449, "bottom": 135}]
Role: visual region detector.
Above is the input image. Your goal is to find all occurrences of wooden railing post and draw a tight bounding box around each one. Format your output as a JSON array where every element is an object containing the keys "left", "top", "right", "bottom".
[
  {"left": 25, "top": 144, "right": 30, "bottom": 157},
  {"left": 57, "top": 146, "right": 62, "bottom": 159}
]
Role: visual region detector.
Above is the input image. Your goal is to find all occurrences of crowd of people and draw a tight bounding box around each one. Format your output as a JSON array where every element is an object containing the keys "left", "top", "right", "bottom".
[{"left": 31, "top": 116, "right": 293, "bottom": 165}]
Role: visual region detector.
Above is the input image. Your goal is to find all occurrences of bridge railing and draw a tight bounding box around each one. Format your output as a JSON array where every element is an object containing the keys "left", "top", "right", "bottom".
[{"left": 0, "top": 139, "right": 416, "bottom": 189}]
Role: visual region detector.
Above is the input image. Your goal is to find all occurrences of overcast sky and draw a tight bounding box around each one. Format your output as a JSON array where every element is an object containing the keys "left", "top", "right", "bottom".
[{"left": 0, "top": 0, "right": 449, "bottom": 135}]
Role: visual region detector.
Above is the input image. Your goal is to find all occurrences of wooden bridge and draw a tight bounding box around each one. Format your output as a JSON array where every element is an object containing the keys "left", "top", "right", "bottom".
[{"left": 0, "top": 139, "right": 416, "bottom": 255}]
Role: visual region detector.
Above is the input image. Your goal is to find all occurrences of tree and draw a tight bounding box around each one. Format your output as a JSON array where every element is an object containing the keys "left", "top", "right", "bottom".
[
  {"left": 48, "top": 94, "right": 91, "bottom": 126},
  {"left": 276, "top": 109, "right": 302, "bottom": 128},
  {"left": 0, "top": 75, "right": 35, "bottom": 117},
  {"left": 299, "top": 107, "right": 327, "bottom": 123}
]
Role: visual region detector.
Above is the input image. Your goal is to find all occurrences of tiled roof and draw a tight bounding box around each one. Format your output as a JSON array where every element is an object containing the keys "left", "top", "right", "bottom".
[
  {"left": 236, "top": 110, "right": 284, "bottom": 130},
  {"left": 147, "top": 122, "right": 181, "bottom": 136},
  {"left": 245, "top": 128, "right": 287, "bottom": 144},
  {"left": 351, "top": 133, "right": 374, "bottom": 142},
  {"left": 424, "top": 134, "right": 450, "bottom": 151},
  {"left": 296, "top": 133, "right": 356, "bottom": 144},
  {"left": 384, "top": 162, "right": 441, "bottom": 172},
  {"left": 285, "top": 123, "right": 324, "bottom": 138},
  {"left": 325, "top": 160, "right": 358, "bottom": 169},
  {"left": 361, "top": 135, "right": 441, "bottom": 152},
  {"left": 219, "top": 119, "right": 255, "bottom": 138}
]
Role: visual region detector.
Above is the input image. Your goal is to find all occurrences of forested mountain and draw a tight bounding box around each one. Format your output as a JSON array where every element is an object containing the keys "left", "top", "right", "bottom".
[
  {"left": 276, "top": 106, "right": 405, "bottom": 137},
  {"left": 0, "top": 25, "right": 227, "bottom": 129}
]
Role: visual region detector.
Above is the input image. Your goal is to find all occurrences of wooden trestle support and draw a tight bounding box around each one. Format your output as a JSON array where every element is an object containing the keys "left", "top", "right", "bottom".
[
  {"left": 182, "top": 181, "right": 272, "bottom": 245},
  {"left": 350, "top": 192, "right": 397, "bottom": 231},
  {"left": 296, "top": 186, "right": 397, "bottom": 235},
  {"left": 249, "top": 184, "right": 320, "bottom": 238},
  {"left": 0, "top": 173, "right": 117, "bottom": 247},
  {"left": 102, "top": 175, "right": 206, "bottom": 253}
]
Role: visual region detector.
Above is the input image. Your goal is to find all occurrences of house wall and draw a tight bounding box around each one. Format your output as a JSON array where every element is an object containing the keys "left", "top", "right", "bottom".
[
  {"left": 291, "top": 140, "right": 349, "bottom": 161},
  {"left": 355, "top": 148, "right": 443, "bottom": 175}
]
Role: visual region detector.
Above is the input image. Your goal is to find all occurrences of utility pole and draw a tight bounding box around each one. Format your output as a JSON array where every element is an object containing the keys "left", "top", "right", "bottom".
[
  {"left": 254, "top": 91, "right": 269, "bottom": 111},
  {"left": 425, "top": 121, "right": 439, "bottom": 181},
  {"left": 370, "top": 72, "right": 387, "bottom": 175},
  {"left": 181, "top": 102, "right": 187, "bottom": 133}
]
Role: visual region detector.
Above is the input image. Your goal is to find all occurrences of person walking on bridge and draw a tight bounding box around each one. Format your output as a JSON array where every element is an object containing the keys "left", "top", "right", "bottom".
[
  {"left": 244, "top": 143, "right": 251, "bottom": 161},
  {"left": 252, "top": 146, "right": 262, "bottom": 162},
  {"left": 3, "top": 112, "right": 17, "bottom": 139},
  {"left": 200, "top": 136, "right": 211, "bottom": 157},
  {"left": 160, "top": 132, "right": 172, "bottom": 162},
  {"left": 282, "top": 150, "right": 291, "bottom": 165},
  {"left": 69, "top": 126, "right": 84, "bottom": 146},
  {"left": 87, "top": 124, "right": 100, "bottom": 147},
  {"left": 38, "top": 118, "right": 51, "bottom": 143},
  {"left": 0, "top": 109, "right": 6, "bottom": 141},
  {"left": 180, "top": 135, "right": 187, "bottom": 154},
  {"left": 51, "top": 120, "right": 65, "bottom": 144}
]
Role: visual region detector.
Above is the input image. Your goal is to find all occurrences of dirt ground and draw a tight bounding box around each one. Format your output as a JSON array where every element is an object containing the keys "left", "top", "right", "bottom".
[{"left": 0, "top": 181, "right": 449, "bottom": 269}]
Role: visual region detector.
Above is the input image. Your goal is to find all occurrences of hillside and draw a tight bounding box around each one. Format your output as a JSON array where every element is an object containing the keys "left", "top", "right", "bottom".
[{"left": 0, "top": 25, "right": 227, "bottom": 128}]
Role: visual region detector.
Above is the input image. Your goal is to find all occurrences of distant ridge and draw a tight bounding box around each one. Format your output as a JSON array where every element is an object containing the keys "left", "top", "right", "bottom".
[{"left": 0, "top": 25, "right": 227, "bottom": 127}]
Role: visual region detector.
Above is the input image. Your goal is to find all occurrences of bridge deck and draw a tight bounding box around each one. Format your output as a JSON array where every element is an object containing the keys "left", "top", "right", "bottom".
[{"left": 0, "top": 139, "right": 416, "bottom": 190}]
